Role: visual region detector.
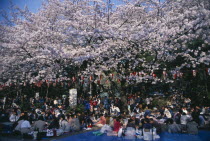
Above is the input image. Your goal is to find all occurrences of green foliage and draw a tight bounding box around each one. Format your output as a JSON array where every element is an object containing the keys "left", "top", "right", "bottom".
[
  {"left": 75, "top": 104, "right": 85, "bottom": 113},
  {"left": 34, "top": 103, "right": 42, "bottom": 108},
  {"left": 20, "top": 102, "right": 30, "bottom": 111},
  {"left": 152, "top": 98, "right": 168, "bottom": 108},
  {"left": 66, "top": 104, "right": 85, "bottom": 114}
]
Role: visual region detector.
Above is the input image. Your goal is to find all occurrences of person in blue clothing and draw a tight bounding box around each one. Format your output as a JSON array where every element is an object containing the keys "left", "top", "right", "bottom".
[
  {"left": 103, "top": 96, "right": 110, "bottom": 110},
  {"left": 144, "top": 109, "right": 151, "bottom": 117},
  {"left": 143, "top": 118, "right": 152, "bottom": 129},
  {"left": 85, "top": 101, "right": 91, "bottom": 114}
]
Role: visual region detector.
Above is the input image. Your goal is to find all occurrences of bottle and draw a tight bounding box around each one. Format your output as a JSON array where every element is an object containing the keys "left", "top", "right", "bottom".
[
  {"left": 152, "top": 127, "right": 156, "bottom": 140},
  {"left": 139, "top": 129, "right": 142, "bottom": 136},
  {"left": 153, "top": 127, "right": 156, "bottom": 135},
  {"left": 37, "top": 128, "right": 41, "bottom": 140}
]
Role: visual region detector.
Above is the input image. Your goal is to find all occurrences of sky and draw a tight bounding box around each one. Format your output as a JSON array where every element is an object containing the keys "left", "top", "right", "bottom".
[
  {"left": 0, "top": 0, "right": 44, "bottom": 13},
  {"left": 0, "top": 0, "right": 124, "bottom": 12},
  {"left": 0, "top": 0, "right": 164, "bottom": 21},
  {"left": 0, "top": 0, "right": 44, "bottom": 20},
  {"left": 0, "top": 0, "right": 125, "bottom": 21}
]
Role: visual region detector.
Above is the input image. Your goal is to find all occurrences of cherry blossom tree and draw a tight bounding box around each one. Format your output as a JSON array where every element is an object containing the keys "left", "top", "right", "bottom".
[{"left": 0, "top": 0, "right": 209, "bottom": 86}]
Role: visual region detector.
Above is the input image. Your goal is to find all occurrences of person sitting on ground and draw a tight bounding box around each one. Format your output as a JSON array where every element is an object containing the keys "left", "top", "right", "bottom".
[
  {"left": 182, "top": 107, "right": 188, "bottom": 114},
  {"left": 33, "top": 116, "right": 46, "bottom": 132},
  {"left": 143, "top": 118, "right": 152, "bottom": 130},
  {"left": 48, "top": 116, "right": 59, "bottom": 129},
  {"left": 113, "top": 105, "right": 121, "bottom": 116},
  {"left": 70, "top": 114, "right": 80, "bottom": 131},
  {"left": 127, "top": 116, "right": 136, "bottom": 129},
  {"left": 105, "top": 114, "right": 110, "bottom": 125},
  {"left": 20, "top": 115, "right": 32, "bottom": 134},
  {"left": 173, "top": 109, "right": 182, "bottom": 124},
  {"left": 164, "top": 107, "right": 172, "bottom": 119},
  {"left": 150, "top": 118, "right": 161, "bottom": 133},
  {"left": 90, "top": 113, "right": 97, "bottom": 124},
  {"left": 113, "top": 118, "right": 122, "bottom": 133},
  {"left": 95, "top": 114, "right": 106, "bottom": 127},
  {"left": 186, "top": 119, "right": 198, "bottom": 134},
  {"left": 168, "top": 118, "right": 181, "bottom": 133},
  {"left": 106, "top": 117, "right": 122, "bottom": 136},
  {"left": 9, "top": 111, "right": 19, "bottom": 123},
  {"left": 59, "top": 114, "right": 70, "bottom": 133},
  {"left": 191, "top": 108, "right": 200, "bottom": 125},
  {"left": 180, "top": 112, "right": 190, "bottom": 131},
  {"left": 14, "top": 116, "right": 24, "bottom": 132},
  {"left": 84, "top": 113, "right": 93, "bottom": 128}
]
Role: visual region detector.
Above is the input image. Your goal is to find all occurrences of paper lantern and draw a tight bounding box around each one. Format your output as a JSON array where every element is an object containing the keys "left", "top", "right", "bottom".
[
  {"left": 163, "top": 71, "right": 167, "bottom": 78},
  {"left": 72, "top": 77, "right": 76, "bottom": 82},
  {"left": 173, "top": 74, "right": 177, "bottom": 79},
  {"left": 192, "top": 70, "right": 196, "bottom": 77},
  {"left": 90, "top": 75, "right": 93, "bottom": 81},
  {"left": 206, "top": 68, "right": 210, "bottom": 75},
  {"left": 99, "top": 74, "right": 103, "bottom": 80},
  {"left": 97, "top": 80, "right": 100, "bottom": 85}
]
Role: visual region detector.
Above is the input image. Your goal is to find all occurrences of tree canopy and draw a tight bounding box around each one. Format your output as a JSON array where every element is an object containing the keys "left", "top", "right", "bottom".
[{"left": 0, "top": 0, "right": 210, "bottom": 84}]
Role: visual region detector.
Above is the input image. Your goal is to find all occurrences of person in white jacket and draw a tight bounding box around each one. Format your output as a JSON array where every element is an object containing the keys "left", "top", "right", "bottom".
[
  {"left": 9, "top": 111, "right": 19, "bottom": 122},
  {"left": 164, "top": 107, "right": 172, "bottom": 118},
  {"left": 110, "top": 105, "right": 120, "bottom": 116},
  {"left": 180, "top": 112, "right": 190, "bottom": 125}
]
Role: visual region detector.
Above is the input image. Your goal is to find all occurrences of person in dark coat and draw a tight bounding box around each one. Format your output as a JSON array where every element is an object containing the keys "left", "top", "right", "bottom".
[{"left": 48, "top": 117, "right": 59, "bottom": 129}]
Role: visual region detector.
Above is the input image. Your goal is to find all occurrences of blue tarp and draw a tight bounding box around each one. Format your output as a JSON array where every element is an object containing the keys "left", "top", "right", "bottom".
[{"left": 59, "top": 130, "right": 210, "bottom": 141}]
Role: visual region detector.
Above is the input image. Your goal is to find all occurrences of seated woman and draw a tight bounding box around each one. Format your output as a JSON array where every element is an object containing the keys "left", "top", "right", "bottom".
[
  {"left": 33, "top": 116, "right": 46, "bottom": 132},
  {"left": 95, "top": 114, "right": 106, "bottom": 127}
]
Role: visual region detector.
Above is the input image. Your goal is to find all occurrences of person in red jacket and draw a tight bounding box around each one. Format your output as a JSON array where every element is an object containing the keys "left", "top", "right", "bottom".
[{"left": 113, "top": 118, "right": 122, "bottom": 133}]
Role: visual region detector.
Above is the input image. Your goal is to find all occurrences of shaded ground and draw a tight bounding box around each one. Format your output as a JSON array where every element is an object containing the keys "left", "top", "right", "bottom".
[
  {"left": 0, "top": 126, "right": 100, "bottom": 141},
  {"left": 0, "top": 126, "right": 209, "bottom": 141}
]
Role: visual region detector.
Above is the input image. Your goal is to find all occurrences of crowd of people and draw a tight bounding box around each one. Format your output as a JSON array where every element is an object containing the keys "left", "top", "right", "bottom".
[{"left": 0, "top": 91, "right": 210, "bottom": 139}]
